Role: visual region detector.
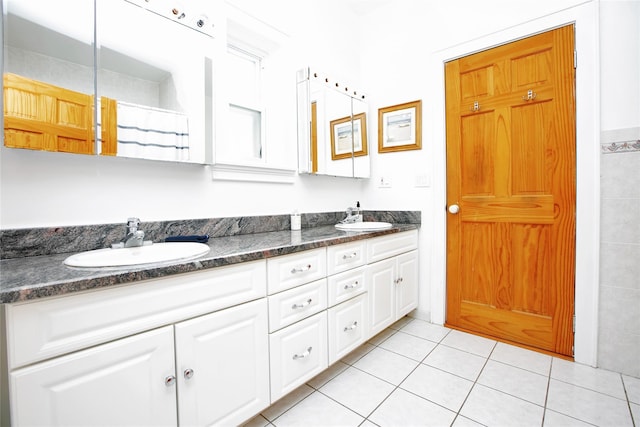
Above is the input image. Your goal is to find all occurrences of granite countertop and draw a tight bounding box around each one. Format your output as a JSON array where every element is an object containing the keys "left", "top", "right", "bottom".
[{"left": 0, "top": 224, "right": 418, "bottom": 304}]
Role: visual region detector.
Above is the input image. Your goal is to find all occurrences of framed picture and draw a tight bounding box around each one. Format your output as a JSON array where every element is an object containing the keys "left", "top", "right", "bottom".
[
  {"left": 378, "top": 100, "right": 422, "bottom": 153},
  {"left": 330, "top": 112, "right": 368, "bottom": 160}
]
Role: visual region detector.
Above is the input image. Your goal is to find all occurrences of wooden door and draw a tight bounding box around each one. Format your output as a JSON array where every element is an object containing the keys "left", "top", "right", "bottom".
[
  {"left": 445, "top": 25, "right": 576, "bottom": 356},
  {"left": 3, "top": 73, "right": 95, "bottom": 154}
]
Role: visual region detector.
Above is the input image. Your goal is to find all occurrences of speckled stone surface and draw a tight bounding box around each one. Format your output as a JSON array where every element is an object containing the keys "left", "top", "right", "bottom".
[
  {"left": 0, "top": 211, "right": 420, "bottom": 259},
  {"left": 0, "top": 211, "right": 420, "bottom": 304}
]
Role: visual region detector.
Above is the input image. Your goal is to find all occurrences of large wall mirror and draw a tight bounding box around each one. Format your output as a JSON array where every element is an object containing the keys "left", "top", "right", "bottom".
[
  {"left": 2, "top": 0, "right": 216, "bottom": 164},
  {"left": 297, "top": 68, "right": 370, "bottom": 178}
]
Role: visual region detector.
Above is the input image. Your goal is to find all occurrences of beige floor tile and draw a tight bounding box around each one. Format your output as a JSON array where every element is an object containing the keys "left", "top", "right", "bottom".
[
  {"left": 490, "top": 341, "right": 552, "bottom": 375},
  {"left": 378, "top": 330, "right": 437, "bottom": 361},
  {"left": 477, "top": 360, "right": 549, "bottom": 406},
  {"left": 546, "top": 379, "right": 633, "bottom": 426},
  {"left": 369, "top": 388, "right": 457, "bottom": 427},
  {"left": 400, "top": 318, "right": 451, "bottom": 342},
  {"left": 423, "top": 343, "right": 487, "bottom": 380},
  {"left": 353, "top": 347, "right": 419, "bottom": 385},
  {"left": 271, "top": 391, "right": 363, "bottom": 427},
  {"left": 551, "top": 357, "right": 626, "bottom": 399},
  {"left": 440, "top": 329, "right": 496, "bottom": 357},
  {"left": 401, "top": 364, "right": 474, "bottom": 411},
  {"left": 460, "top": 384, "right": 544, "bottom": 426},
  {"left": 319, "top": 366, "right": 395, "bottom": 417}
]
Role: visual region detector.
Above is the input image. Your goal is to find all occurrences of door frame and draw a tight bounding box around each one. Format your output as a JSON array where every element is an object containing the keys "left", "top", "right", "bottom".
[{"left": 428, "top": 2, "right": 600, "bottom": 366}]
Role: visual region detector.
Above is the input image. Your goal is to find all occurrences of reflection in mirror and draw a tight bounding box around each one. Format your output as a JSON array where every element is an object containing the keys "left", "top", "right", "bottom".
[
  {"left": 296, "top": 68, "right": 370, "bottom": 178},
  {"left": 96, "top": 0, "right": 215, "bottom": 163},
  {"left": 352, "top": 96, "right": 370, "bottom": 178},
  {"left": 3, "top": 0, "right": 95, "bottom": 154},
  {"left": 3, "top": 0, "right": 216, "bottom": 164}
]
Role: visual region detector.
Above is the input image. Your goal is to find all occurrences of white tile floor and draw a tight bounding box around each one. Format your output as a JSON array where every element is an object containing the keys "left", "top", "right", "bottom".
[{"left": 245, "top": 317, "right": 640, "bottom": 427}]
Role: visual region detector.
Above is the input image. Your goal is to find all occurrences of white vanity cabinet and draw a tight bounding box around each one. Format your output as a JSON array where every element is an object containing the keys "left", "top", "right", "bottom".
[
  {"left": 2, "top": 228, "right": 420, "bottom": 425},
  {"left": 266, "top": 249, "right": 328, "bottom": 401},
  {"left": 366, "top": 231, "right": 419, "bottom": 337},
  {"left": 5, "top": 261, "right": 270, "bottom": 427},
  {"left": 326, "top": 240, "right": 368, "bottom": 364}
]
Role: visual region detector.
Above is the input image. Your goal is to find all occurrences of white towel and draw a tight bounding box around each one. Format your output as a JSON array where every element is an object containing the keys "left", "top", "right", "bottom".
[{"left": 116, "top": 101, "right": 190, "bottom": 161}]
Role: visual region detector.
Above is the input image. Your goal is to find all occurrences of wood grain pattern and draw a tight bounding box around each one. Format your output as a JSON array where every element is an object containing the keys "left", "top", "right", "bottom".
[
  {"left": 100, "top": 96, "right": 118, "bottom": 156},
  {"left": 445, "top": 26, "right": 576, "bottom": 356},
  {"left": 4, "top": 73, "right": 94, "bottom": 154}
]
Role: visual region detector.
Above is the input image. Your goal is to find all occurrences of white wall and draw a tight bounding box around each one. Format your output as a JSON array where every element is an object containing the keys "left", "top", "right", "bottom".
[{"left": 600, "top": 0, "right": 640, "bottom": 132}]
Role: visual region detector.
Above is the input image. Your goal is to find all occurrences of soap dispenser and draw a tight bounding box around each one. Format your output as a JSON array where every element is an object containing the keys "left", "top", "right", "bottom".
[{"left": 355, "top": 201, "right": 363, "bottom": 222}]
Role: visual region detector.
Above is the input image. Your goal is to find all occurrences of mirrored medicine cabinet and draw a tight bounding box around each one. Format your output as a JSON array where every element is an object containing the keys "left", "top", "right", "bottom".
[
  {"left": 297, "top": 68, "right": 371, "bottom": 179},
  {"left": 2, "top": 0, "right": 215, "bottom": 164}
]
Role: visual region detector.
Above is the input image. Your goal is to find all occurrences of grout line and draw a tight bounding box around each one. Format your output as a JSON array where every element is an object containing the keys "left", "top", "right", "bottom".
[
  {"left": 540, "top": 355, "right": 554, "bottom": 427},
  {"left": 449, "top": 340, "right": 498, "bottom": 425},
  {"left": 621, "top": 374, "right": 638, "bottom": 427},
  {"left": 355, "top": 326, "right": 445, "bottom": 423}
]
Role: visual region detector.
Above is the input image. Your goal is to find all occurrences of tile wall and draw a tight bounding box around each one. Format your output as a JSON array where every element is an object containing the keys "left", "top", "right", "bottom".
[{"left": 599, "top": 128, "right": 640, "bottom": 377}]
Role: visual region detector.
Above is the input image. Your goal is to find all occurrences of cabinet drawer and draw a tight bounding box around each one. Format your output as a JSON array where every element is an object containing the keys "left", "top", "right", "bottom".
[
  {"left": 5, "top": 260, "right": 267, "bottom": 369},
  {"left": 327, "top": 266, "right": 366, "bottom": 307},
  {"left": 267, "top": 248, "right": 326, "bottom": 295},
  {"left": 326, "top": 241, "right": 366, "bottom": 275},
  {"left": 269, "top": 311, "right": 328, "bottom": 402},
  {"left": 327, "top": 294, "right": 368, "bottom": 365},
  {"left": 366, "top": 230, "right": 418, "bottom": 263},
  {"left": 268, "top": 279, "right": 327, "bottom": 332}
]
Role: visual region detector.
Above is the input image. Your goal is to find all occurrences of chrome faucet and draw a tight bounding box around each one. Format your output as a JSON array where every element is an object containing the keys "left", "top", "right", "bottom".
[
  {"left": 340, "top": 202, "right": 363, "bottom": 224},
  {"left": 122, "top": 217, "right": 145, "bottom": 248}
]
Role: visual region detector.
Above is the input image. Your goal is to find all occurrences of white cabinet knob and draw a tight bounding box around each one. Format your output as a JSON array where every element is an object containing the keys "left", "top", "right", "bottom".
[{"left": 448, "top": 204, "right": 460, "bottom": 214}]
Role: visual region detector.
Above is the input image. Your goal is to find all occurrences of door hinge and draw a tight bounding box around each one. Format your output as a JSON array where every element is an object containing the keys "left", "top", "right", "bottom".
[
  {"left": 573, "top": 314, "right": 576, "bottom": 333},
  {"left": 574, "top": 50, "right": 577, "bottom": 69}
]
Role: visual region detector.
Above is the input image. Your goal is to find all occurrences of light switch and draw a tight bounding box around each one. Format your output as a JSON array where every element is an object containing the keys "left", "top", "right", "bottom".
[{"left": 378, "top": 176, "right": 392, "bottom": 188}]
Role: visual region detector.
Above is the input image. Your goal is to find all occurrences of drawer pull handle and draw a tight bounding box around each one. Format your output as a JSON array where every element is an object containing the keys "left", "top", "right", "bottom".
[
  {"left": 292, "top": 298, "right": 312, "bottom": 309},
  {"left": 293, "top": 346, "right": 313, "bottom": 360},
  {"left": 184, "top": 368, "right": 194, "bottom": 380},
  {"left": 165, "top": 375, "right": 176, "bottom": 387},
  {"left": 291, "top": 264, "right": 312, "bottom": 274},
  {"left": 344, "top": 281, "right": 359, "bottom": 290},
  {"left": 344, "top": 321, "right": 358, "bottom": 332},
  {"left": 342, "top": 252, "right": 358, "bottom": 260}
]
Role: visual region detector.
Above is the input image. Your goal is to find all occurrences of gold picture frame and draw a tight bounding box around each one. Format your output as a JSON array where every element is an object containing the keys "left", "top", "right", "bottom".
[
  {"left": 330, "top": 112, "right": 368, "bottom": 160},
  {"left": 378, "top": 100, "right": 422, "bottom": 153}
]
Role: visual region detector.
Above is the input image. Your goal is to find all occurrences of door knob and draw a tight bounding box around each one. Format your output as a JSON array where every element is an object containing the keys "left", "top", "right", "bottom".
[{"left": 448, "top": 204, "right": 460, "bottom": 214}]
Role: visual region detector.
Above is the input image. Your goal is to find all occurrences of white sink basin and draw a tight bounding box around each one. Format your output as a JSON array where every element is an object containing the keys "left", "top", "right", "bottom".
[
  {"left": 64, "top": 242, "right": 210, "bottom": 268},
  {"left": 335, "top": 222, "right": 393, "bottom": 231}
]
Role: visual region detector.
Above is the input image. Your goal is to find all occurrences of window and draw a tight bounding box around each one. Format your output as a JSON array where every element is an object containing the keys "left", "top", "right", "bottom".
[
  {"left": 226, "top": 45, "right": 264, "bottom": 161},
  {"left": 210, "top": 5, "right": 295, "bottom": 183}
]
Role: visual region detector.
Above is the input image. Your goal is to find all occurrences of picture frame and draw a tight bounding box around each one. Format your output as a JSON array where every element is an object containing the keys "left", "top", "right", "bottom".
[
  {"left": 330, "top": 112, "right": 368, "bottom": 160},
  {"left": 378, "top": 100, "right": 422, "bottom": 153}
]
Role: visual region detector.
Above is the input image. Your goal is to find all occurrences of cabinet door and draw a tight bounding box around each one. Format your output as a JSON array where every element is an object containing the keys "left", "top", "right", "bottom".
[
  {"left": 396, "top": 250, "right": 419, "bottom": 318},
  {"left": 269, "top": 311, "right": 328, "bottom": 401},
  {"left": 366, "top": 258, "right": 396, "bottom": 337},
  {"left": 174, "top": 299, "right": 269, "bottom": 427},
  {"left": 10, "top": 326, "right": 177, "bottom": 426},
  {"left": 328, "top": 293, "right": 368, "bottom": 364}
]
